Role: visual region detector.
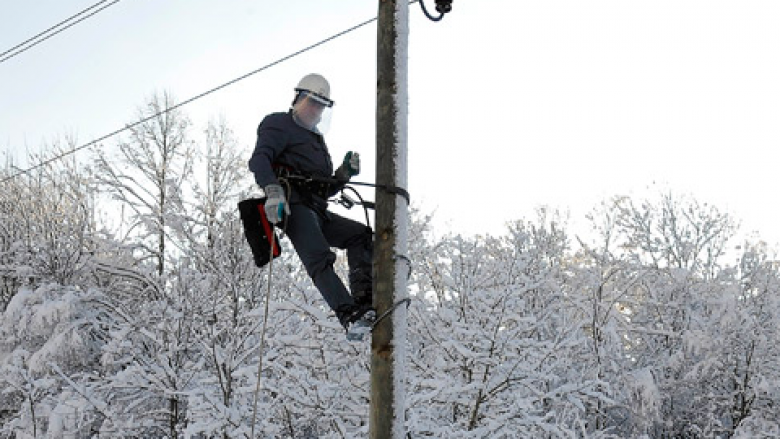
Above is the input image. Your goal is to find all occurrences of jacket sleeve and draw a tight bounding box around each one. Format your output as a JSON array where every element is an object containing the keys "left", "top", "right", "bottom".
[
  {"left": 327, "top": 174, "right": 348, "bottom": 197},
  {"left": 248, "top": 114, "right": 289, "bottom": 188}
]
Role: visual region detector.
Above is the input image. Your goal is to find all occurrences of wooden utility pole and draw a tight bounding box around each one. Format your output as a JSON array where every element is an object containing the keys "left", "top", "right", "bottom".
[{"left": 371, "top": 0, "right": 409, "bottom": 438}]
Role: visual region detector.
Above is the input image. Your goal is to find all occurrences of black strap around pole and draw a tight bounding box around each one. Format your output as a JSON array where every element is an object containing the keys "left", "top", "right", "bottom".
[
  {"left": 350, "top": 181, "right": 410, "bottom": 205},
  {"left": 279, "top": 174, "right": 410, "bottom": 205}
]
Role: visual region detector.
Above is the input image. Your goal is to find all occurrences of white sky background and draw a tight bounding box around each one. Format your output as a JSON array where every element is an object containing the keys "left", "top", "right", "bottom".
[{"left": 2, "top": 0, "right": 779, "bottom": 248}]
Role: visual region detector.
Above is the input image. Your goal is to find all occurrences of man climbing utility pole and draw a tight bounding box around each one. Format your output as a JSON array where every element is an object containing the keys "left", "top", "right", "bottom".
[{"left": 371, "top": 0, "right": 410, "bottom": 438}]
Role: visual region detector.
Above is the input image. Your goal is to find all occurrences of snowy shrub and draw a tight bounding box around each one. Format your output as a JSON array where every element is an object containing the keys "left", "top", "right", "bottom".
[
  {"left": 0, "top": 284, "right": 108, "bottom": 438},
  {"left": 406, "top": 213, "right": 615, "bottom": 437}
]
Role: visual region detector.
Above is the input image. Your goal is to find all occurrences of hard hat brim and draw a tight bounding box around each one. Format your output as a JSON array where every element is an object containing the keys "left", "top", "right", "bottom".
[{"left": 295, "top": 89, "right": 334, "bottom": 107}]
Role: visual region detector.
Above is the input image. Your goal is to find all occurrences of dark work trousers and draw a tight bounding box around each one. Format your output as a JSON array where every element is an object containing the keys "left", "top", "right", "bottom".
[{"left": 284, "top": 202, "right": 373, "bottom": 317}]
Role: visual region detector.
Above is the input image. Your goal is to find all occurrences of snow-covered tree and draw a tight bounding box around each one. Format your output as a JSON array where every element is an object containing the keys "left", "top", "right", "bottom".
[
  {"left": 5, "top": 98, "right": 780, "bottom": 438},
  {"left": 407, "top": 210, "right": 612, "bottom": 437},
  {"left": 0, "top": 140, "right": 100, "bottom": 307},
  {"left": 0, "top": 283, "right": 112, "bottom": 438},
  {"left": 576, "top": 193, "right": 780, "bottom": 436},
  {"left": 94, "top": 91, "right": 194, "bottom": 276}
]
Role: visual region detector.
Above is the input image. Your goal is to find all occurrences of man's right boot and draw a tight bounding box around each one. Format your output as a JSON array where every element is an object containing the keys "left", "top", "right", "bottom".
[{"left": 338, "top": 304, "right": 376, "bottom": 342}]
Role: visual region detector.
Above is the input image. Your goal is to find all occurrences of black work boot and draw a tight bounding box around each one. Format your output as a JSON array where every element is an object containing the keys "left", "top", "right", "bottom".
[{"left": 337, "top": 304, "right": 376, "bottom": 342}]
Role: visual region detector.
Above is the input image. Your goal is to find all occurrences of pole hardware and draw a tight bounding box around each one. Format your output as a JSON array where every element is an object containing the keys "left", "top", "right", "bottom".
[{"left": 418, "top": 0, "right": 453, "bottom": 22}]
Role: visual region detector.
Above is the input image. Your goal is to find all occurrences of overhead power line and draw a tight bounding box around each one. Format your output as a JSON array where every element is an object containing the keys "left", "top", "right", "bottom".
[
  {"left": 1, "top": 15, "right": 378, "bottom": 184},
  {"left": 0, "top": 0, "right": 122, "bottom": 65}
]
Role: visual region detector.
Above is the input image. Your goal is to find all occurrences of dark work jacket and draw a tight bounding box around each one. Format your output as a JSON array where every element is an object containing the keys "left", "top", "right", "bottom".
[{"left": 249, "top": 111, "right": 337, "bottom": 211}]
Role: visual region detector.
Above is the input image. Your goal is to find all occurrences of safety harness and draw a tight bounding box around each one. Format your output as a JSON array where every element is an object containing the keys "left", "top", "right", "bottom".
[
  {"left": 274, "top": 164, "right": 410, "bottom": 206},
  {"left": 274, "top": 165, "right": 335, "bottom": 200}
]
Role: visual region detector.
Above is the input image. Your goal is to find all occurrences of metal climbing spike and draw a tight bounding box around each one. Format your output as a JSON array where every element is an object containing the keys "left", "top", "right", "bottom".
[{"left": 370, "top": 298, "right": 412, "bottom": 330}]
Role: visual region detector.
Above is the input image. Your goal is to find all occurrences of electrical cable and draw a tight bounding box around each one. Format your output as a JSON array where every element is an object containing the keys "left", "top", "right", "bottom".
[
  {"left": 1, "top": 14, "right": 378, "bottom": 185},
  {"left": 418, "top": 0, "right": 444, "bottom": 22},
  {"left": 418, "top": 0, "right": 452, "bottom": 22},
  {"left": 2, "top": 0, "right": 443, "bottom": 183},
  {"left": 0, "top": 0, "right": 122, "bottom": 64},
  {"left": 0, "top": 0, "right": 113, "bottom": 59}
]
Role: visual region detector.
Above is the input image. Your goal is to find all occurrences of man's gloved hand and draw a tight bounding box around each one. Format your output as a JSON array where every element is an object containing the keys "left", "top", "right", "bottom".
[
  {"left": 335, "top": 151, "right": 360, "bottom": 182},
  {"left": 264, "top": 184, "right": 290, "bottom": 224}
]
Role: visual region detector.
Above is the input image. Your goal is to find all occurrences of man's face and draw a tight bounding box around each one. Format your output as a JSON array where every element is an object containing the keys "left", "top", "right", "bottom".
[{"left": 294, "top": 95, "right": 325, "bottom": 129}]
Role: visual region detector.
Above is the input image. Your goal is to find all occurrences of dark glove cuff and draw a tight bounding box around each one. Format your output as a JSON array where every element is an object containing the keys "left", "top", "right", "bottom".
[{"left": 334, "top": 166, "right": 350, "bottom": 182}]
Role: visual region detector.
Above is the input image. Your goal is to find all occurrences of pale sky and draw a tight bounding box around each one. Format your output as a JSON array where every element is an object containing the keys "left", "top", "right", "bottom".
[{"left": 2, "top": 0, "right": 780, "bottom": 248}]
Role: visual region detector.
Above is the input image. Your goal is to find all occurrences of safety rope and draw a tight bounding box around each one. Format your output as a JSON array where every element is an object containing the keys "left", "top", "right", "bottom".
[{"left": 250, "top": 222, "right": 279, "bottom": 438}]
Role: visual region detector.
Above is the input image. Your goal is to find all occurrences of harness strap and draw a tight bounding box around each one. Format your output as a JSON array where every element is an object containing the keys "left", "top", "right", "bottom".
[
  {"left": 273, "top": 168, "right": 410, "bottom": 205},
  {"left": 358, "top": 182, "right": 410, "bottom": 205},
  {"left": 273, "top": 165, "right": 333, "bottom": 199}
]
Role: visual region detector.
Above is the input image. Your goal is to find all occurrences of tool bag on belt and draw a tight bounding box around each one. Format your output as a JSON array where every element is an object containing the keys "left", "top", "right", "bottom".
[{"left": 238, "top": 197, "right": 282, "bottom": 268}]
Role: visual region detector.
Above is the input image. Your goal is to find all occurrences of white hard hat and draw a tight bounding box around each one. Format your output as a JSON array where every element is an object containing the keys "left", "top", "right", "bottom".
[{"left": 295, "top": 73, "right": 333, "bottom": 106}]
